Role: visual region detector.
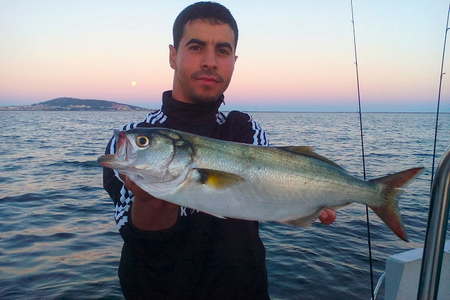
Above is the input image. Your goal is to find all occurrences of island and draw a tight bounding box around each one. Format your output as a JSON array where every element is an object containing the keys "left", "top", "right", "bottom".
[{"left": 0, "top": 97, "right": 150, "bottom": 111}]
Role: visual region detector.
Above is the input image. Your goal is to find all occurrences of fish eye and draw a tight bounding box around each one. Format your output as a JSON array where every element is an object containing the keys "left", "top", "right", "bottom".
[{"left": 136, "top": 136, "right": 150, "bottom": 147}]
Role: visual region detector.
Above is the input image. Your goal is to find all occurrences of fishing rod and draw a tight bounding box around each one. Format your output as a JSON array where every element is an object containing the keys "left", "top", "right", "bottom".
[
  {"left": 349, "top": 1, "right": 375, "bottom": 299},
  {"left": 430, "top": 3, "right": 450, "bottom": 187},
  {"left": 417, "top": 3, "right": 450, "bottom": 300}
]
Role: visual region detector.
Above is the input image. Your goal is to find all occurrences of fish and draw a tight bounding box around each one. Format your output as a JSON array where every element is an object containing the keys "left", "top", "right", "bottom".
[{"left": 98, "top": 127, "right": 424, "bottom": 242}]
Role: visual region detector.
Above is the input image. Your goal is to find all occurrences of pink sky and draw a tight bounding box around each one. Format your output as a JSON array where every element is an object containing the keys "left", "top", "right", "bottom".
[{"left": 1, "top": 1, "right": 449, "bottom": 112}]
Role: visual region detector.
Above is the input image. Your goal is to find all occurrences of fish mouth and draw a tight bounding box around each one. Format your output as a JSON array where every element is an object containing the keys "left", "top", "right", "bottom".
[
  {"left": 97, "top": 152, "right": 175, "bottom": 185},
  {"left": 115, "top": 131, "right": 129, "bottom": 161},
  {"left": 97, "top": 154, "right": 117, "bottom": 168},
  {"left": 98, "top": 130, "right": 131, "bottom": 169}
]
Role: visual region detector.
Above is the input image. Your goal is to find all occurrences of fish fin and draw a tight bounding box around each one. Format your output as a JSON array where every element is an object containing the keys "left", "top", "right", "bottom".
[
  {"left": 193, "top": 168, "right": 244, "bottom": 189},
  {"left": 277, "top": 146, "right": 344, "bottom": 170},
  {"left": 278, "top": 146, "right": 315, "bottom": 153},
  {"left": 280, "top": 209, "right": 322, "bottom": 227},
  {"left": 368, "top": 167, "right": 424, "bottom": 242}
]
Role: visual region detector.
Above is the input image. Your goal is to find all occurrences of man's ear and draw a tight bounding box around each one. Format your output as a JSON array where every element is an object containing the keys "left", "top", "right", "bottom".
[{"left": 169, "top": 45, "right": 177, "bottom": 70}]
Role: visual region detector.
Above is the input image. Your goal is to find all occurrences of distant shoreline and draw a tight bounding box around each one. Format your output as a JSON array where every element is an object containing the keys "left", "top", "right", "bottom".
[
  {"left": 0, "top": 109, "right": 447, "bottom": 114},
  {"left": 0, "top": 97, "right": 148, "bottom": 112},
  {"left": 0, "top": 108, "right": 155, "bottom": 112},
  {"left": 1, "top": 97, "right": 446, "bottom": 113}
]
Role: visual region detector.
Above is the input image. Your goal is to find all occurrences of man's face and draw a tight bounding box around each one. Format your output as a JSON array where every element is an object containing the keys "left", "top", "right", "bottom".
[{"left": 170, "top": 19, "right": 237, "bottom": 104}]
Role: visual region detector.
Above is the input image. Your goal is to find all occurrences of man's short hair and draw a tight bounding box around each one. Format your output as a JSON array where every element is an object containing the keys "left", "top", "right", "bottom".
[{"left": 173, "top": 1, "right": 238, "bottom": 50}]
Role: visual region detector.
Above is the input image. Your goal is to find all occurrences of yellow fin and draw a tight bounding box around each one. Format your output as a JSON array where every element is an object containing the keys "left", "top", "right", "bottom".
[
  {"left": 195, "top": 168, "right": 244, "bottom": 189},
  {"left": 277, "top": 146, "right": 344, "bottom": 170}
]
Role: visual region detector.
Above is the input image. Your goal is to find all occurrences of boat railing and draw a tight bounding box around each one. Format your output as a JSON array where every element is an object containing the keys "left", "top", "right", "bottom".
[{"left": 417, "top": 149, "right": 450, "bottom": 300}]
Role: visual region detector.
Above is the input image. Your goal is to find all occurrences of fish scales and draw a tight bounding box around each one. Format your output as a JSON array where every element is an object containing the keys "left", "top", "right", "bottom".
[{"left": 191, "top": 136, "right": 378, "bottom": 213}]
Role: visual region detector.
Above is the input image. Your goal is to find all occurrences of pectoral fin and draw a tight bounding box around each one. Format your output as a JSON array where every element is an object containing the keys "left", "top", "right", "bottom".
[{"left": 193, "top": 168, "right": 244, "bottom": 189}]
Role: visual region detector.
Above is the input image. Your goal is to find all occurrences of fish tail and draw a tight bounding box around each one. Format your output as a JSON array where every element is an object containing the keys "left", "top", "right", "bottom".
[{"left": 368, "top": 167, "right": 424, "bottom": 242}]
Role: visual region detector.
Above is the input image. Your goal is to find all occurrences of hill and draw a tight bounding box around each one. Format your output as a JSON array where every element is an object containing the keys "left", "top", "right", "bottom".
[{"left": 0, "top": 97, "right": 149, "bottom": 111}]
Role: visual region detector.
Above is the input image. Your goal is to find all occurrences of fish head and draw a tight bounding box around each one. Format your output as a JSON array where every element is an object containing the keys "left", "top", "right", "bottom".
[{"left": 98, "top": 128, "right": 193, "bottom": 183}]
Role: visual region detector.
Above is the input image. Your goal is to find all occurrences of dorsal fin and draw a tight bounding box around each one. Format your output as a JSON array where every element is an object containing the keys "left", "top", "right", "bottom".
[{"left": 276, "top": 146, "right": 344, "bottom": 170}]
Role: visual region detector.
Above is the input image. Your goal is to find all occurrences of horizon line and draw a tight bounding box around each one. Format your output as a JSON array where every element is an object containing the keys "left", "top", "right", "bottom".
[{"left": 0, "top": 109, "right": 447, "bottom": 114}]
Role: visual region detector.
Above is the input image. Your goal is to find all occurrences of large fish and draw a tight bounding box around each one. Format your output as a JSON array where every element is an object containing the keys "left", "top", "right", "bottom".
[{"left": 99, "top": 128, "right": 423, "bottom": 241}]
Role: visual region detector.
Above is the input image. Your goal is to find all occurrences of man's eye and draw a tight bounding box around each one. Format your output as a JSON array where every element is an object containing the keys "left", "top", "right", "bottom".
[
  {"left": 189, "top": 45, "right": 201, "bottom": 51},
  {"left": 218, "top": 48, "right": 230, "bottom": 55}
]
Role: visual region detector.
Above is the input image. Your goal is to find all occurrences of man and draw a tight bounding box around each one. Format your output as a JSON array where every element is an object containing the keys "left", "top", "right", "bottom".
[{"left": 103, "top": 2, "right": 335, "bottom": 299}]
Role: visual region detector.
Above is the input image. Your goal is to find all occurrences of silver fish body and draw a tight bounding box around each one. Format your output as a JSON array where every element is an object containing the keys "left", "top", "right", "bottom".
[{"left": 99, "top": 127, "right": 423, "bottom": 241}]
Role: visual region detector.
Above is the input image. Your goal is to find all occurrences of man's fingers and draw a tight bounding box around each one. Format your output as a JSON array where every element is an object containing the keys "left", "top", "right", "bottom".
[
  {"left": 119, "top": 174, "right": 127, "bottom": 183},
  {"left": 319, "top": 208, "right": 336, "bottom": 225},
  {"left": 121, "top": 176, "right": 154, "bottom": 200},
  {"left": 119, "top": 174, "right": 136, "bottom": 190},
  {"left": 121, "top": 175, "right": 130, "bottom": 188}
]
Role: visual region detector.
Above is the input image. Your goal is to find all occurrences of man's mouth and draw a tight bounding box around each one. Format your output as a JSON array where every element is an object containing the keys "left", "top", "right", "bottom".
[
  {"left": 192, "top": 71, "right": 223, "bottom": 83},
  {"left": 197, "top": 77, "right": 219, "bottom": 83}
]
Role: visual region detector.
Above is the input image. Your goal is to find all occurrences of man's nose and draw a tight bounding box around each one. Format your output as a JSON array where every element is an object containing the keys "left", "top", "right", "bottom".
[{"left": 201, "top": 47, "right": 217, "bottom": 69}]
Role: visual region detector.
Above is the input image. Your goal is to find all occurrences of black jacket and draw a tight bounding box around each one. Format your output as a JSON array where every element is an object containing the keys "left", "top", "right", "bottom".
[{"left": 103, "top": 91, "right": 270, "bottom": 300}]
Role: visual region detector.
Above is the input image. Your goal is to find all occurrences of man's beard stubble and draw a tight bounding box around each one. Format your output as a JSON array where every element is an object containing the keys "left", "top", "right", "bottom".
[{"left": 188, "top": 69, "right": 226, "bottom": 104}]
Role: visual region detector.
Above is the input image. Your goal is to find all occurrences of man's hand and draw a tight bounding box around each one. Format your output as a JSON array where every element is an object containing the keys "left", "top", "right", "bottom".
[
  {"left": 121, "top": 175, "right": 179, "bottom": 231},
  {"left": 318, "top": 208, "right": 336, "bottom": 225}
]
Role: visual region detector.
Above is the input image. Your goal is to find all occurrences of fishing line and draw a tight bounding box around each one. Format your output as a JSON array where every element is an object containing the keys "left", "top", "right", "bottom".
[
  {"left": 350, "top": 1, "right": 375, "bottom": 299},
  {"left": 431, "top": 3, "right": 450, "bottom": 189},
  {"left": 416, "top": 5, "right": 450, "bottom": 299}
]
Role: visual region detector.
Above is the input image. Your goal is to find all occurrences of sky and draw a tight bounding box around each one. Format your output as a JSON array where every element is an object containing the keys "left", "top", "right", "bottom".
[{"left": 1, "top": 0, "right": 450, "bottom": 112}]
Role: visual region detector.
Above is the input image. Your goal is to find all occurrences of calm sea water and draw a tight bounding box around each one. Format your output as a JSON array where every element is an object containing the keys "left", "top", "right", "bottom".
[{"left": 1, "top": 111, "right": 449, "bottom": 300}]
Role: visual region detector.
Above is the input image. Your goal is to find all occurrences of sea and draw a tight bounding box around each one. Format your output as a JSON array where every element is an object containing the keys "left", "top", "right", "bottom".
[{"left": 1, "top": 111, "right": 449, "bottom": 300}]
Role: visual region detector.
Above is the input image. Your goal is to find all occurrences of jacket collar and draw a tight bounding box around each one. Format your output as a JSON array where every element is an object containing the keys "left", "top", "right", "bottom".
[{"left": 161, "top": 91, "right": 224, "bottom": 124}]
